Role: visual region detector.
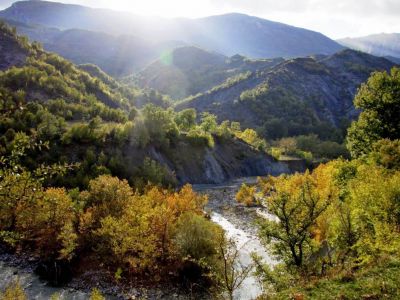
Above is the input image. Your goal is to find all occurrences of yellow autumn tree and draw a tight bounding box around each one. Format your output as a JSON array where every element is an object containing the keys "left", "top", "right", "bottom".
[
  {"left": 257, "top": 171, "right": 333, "bottom": 267},
  {"left": 236, "top": 183, "right": 258, "bottom": 206}
]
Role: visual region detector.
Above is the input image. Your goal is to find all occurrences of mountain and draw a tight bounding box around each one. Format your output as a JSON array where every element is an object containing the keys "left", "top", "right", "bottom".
[
  {"left": 178, "top": 13, "right": 344, "bottom": 58},
  {"left": 138, "top": 46, "right": 284, "bottom": 99},
  {"left": 1, "top": 18, "right": 184, "bottom": 76},
  {"left": 1, "top": 1, "right": 344, "bottom": 59},
  {"left": 175, "top": 49, "right": 396, "bottom": 140},
  {"left": 338, "top": 33, "right": 400, "bottom": 60},
  {"left": 0, "top": 21, "right": 291, "bottom": 185}
]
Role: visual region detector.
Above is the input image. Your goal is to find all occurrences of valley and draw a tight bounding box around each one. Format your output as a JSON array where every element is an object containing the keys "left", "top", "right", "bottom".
[{"left": 1, "top": 1, "right": 400, "bottom": 299}]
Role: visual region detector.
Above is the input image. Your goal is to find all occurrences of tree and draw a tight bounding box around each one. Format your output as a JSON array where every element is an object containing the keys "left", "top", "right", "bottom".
[
  {"left": 173, "top": 212, "right": 223, "bottom": 262},
  {"left": 344, "top": 165, "right": 400, "bottom": 264},
  {"left": 236, "top": 183, "right": 258, "bottom": 206},
  {"left": 18, "top": 188, "right": 78, "bottom": 260},
  {"left": 174, "top": 108, "right": 196, "bottom": 131},
  {"left": 138, "top": 157, "right": 176, "bottom": 187},
  {"left": 276, "top": 137, "right": 297, "bottom": 155},
  {"left": 236, "top": 128, "right": 267, "bottom": 151},
  {"left": 200, "top": 112, "right": 218, "bottom": 133},
  {"left": 128, "top": 107, "right": 138, "bottom": 121},
  {"left": 84, "top": 175, "right": 133, "bottom": 220},
  {"left": 368, "top": 139, "right": 400, "bottom": 170},
  {"left": 216, "top": 235, "right": 253, "bottom": 300},
  {"left": 94, "top": 199, "right": 157, "bottom": 272},
  {"left": 347, "top": 67, "right": 400, "bottom": 158},
  {"left": 257, "top": 172, "right": 332, "bottom": 267},
  {"left": 140, "top": 104, "right": 179, "bottom": 146}
]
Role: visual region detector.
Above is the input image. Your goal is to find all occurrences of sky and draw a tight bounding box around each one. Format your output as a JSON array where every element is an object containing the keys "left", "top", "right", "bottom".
[{"left": 1, "top": 0, "right": 399, "bottom": 39}]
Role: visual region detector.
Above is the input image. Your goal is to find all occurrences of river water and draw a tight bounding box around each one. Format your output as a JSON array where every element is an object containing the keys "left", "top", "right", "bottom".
[
  {"left": 194, "top": 177, "right": 277, "bottom": 300},
  {"left": 0, "top": 177, "right": 275, "bottom": 300},
  {"left": 0, "top": 261, "right": 89, "bottom": 299}
]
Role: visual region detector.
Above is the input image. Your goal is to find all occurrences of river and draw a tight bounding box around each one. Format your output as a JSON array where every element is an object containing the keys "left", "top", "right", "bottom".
[
  {"left": 0, "top": 261, "right": 89, "bottom": 299},
  {"left": 0, "top": 177, "right": 275, "bottom": 300},
  {"left": 194, "top": 177, "right": 277, "bottom": 300}
]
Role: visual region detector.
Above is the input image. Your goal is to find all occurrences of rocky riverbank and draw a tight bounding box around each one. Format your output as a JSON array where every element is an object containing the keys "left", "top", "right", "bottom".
[{"left": 0, "top": 247, "right": 193, "bottom": 300}]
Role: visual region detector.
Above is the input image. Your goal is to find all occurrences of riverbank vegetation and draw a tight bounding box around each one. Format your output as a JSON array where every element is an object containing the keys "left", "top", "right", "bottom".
[
  {"left": 0, "top": 133, "right": 235, "bottom": 295},
  {"left": 240, "top": 67, "right": 400, "bottom": 299}
]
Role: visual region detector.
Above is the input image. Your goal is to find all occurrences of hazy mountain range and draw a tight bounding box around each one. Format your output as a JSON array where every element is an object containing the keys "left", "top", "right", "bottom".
[
  {"left": 338, "top": 33, "right": 400, "bottom": 63},
  {"left": 0, "top": 1, "right": 344, "bottom": 66}
]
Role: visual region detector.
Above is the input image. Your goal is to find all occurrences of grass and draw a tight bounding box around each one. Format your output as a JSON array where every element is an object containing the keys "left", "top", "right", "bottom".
[{"left": 267, "top": 258, "right": 400, "bottom": 300}]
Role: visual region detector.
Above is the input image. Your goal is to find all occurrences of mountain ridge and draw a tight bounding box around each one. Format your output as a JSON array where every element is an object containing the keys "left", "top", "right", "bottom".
[
  {"left": 338, "top": 33, "right": 400, "bottom": 60},
  {"left": 175, "top": 49, "right": 396, "bottom": 140},
  {"left": 137, "top": 46, "right": 284, "bottom": 99},
  {"left": 0, "top": 1, "right": 344, "bottom": 59}
]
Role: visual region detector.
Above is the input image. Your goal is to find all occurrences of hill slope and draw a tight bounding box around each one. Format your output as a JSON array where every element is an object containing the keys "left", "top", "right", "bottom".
[
  {"left": 338, "top": 33, "right": 400, "bottom": 60},
  {"left": 0, "top": 21, "right": 28, "bottom": 70},
  {"left": 0, "top": 21, "right": 290, "bottom": 185},
  {"left": 1, "top": 1, "right": 344, "bottom": 59},
  {"left": 176, "top": 50, "right": 396, "bottom": 140},
  {"left": 138, "top": 46, "right": 284, "bottom": 99},
  {"left": 1, "top": 18, "right": 183, "bottom": 76}
]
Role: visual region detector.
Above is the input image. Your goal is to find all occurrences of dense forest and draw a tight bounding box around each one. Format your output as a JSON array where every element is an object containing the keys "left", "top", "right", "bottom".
[{"left": 0, "top": 9, "right": 400, "bottom": 300}]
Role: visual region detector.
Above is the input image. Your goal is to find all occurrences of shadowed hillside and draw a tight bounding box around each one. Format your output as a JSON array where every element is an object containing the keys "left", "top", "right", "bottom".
[
  {"left": 138, "top": 46, "right": 284, "bottom": 99},
  {"left": 176, "top": 49, "right": 396, "bottom": 140}
]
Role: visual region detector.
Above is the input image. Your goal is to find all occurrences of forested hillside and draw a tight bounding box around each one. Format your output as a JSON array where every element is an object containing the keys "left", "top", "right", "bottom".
[
  {"left": 176, "top": 50, "right": 396, "bottom": 143},
  {"left": 0, "top": 21, "right": 286, "bottom": 189}
]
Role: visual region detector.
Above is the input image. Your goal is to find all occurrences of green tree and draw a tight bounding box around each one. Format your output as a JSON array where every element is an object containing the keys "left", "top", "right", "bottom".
[
  {"left": 174, "top": 108, "right": 196, "bottom": 131},
  {"left": 173, "top": 212, "right": 223, "bottom": 262},
  {"left": 200, "top": 112, "right": 218, "bottom": 133},
  {"left": 347, "top": 67, "right": 400, "bottom": 157}
]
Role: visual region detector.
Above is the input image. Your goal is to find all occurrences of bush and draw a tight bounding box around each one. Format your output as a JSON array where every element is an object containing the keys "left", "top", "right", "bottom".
[
  {"left": 173, "top": 212, "right": 223, "bottom": 262},
  {"left": 236, "top": 183, "right": 258, "bottom": 206}
]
